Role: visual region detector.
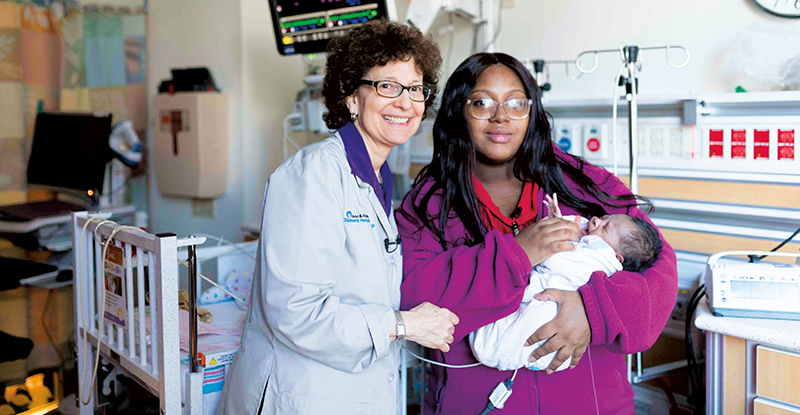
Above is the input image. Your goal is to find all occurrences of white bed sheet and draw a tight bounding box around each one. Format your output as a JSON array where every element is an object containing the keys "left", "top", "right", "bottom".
[{"left": 179, "top": 301, "right": 245, "bottom": 415}]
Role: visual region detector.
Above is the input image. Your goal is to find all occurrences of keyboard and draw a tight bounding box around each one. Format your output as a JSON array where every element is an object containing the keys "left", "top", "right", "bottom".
[
  {"left": 0, "top": 256, "right": 59, "bottom": 291},
  {"left": 0, "top": 200, "right": 87, "bottom": 222}
]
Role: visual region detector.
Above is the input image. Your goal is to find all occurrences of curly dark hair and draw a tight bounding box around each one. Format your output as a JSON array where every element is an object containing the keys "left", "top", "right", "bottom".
[
  {"left": 322, "top": 19, "right": 442, "bottom": 130},
  {"left": 619, "top": 216, "right": 663, "bottom": 273}
]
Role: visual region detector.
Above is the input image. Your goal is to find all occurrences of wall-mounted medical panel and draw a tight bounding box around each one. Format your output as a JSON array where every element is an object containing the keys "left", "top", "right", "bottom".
[
  {"left": 545, "top": 92, "right": 800, "bottom": 183},
  {"left": 545, "top": 91, "right": 800, "bottom": 261},
  {"left": 552, "top": 123, "right": 582, "bottom": 157}
]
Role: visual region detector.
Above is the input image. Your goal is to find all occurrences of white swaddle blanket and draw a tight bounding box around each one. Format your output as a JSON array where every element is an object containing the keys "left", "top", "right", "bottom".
[{"left": 469, "top": 218, "right": 622, "bottom": 372}]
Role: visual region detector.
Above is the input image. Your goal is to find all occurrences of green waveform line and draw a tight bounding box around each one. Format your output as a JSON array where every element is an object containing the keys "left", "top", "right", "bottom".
[
  {"left": 282, "top": 16, "right": 325, "bottom": 29},
  {"left": 329, "top": 9, "right": 377, "bottom": 22}
]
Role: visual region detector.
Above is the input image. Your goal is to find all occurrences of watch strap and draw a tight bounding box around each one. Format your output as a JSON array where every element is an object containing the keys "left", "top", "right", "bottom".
[{"left": 394, "top": 310, "right": 405, "bottom": 342}]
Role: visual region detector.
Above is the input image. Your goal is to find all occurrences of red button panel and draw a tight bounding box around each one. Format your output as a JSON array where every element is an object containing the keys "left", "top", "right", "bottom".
[
  {"left": 731, "top": 129, "right": 746, "bottom": 159},
  {"left": 754, "top": 129, "right": 769, "bottom": 160},
  {"left": 709, "top": 129, "right": 723, "bottom": 158},
  {"left": 778, "top": 129, "right": 795, "bottom": 161}
]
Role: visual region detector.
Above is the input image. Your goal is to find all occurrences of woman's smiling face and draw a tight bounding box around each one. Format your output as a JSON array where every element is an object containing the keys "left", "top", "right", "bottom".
[
  {"left": 466, "top": 64, "right": 530, "bottom": 166},
  {"left": 347, "top": 58, "right": 426, "bottom": 157}
]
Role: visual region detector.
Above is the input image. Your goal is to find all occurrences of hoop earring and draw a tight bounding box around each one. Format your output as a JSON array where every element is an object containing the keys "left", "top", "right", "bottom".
[{"left": 350, "top": 113, "right": 357, "bottom": 122}]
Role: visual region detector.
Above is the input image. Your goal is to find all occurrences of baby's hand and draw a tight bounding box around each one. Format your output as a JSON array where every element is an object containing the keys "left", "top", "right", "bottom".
[{"left": 544, "top": 193, "right": 562, "bottom": 219}]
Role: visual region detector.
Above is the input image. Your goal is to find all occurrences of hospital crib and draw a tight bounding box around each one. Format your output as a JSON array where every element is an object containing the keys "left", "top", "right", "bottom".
[
  {"left": 72, "top": 212, "right": 209, "bottom": 415},
  {"left": 72, "top": 210, "right": 425, "bottom": 414}
]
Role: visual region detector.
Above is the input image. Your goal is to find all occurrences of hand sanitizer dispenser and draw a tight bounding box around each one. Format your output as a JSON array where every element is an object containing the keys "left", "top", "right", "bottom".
[{"left": 153, "top": 92, "right": 228, "bottom": 199}]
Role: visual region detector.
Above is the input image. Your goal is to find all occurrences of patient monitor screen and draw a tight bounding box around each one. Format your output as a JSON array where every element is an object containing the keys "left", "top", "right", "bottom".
[{"left": 268, "top": 0, "right": 389, "bottom": 56}]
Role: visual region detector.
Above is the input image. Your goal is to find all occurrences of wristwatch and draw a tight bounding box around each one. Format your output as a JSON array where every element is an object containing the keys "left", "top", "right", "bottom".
[{"left": 394, "top": 310, "right": 406, "bottom": 342}]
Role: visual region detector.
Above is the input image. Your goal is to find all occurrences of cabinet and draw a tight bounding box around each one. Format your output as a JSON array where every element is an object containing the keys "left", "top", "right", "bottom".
[
  {"left": 697, "top": 301, "right": 800, "bottom": 414},
  {"left": 153, "top": 92, "right": 229, "bottom": 199}
]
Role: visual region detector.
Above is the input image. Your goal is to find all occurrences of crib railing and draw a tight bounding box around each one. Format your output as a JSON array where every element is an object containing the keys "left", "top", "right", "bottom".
[{"left": 72, "top": 212, "right": 205, "bottom": 415}]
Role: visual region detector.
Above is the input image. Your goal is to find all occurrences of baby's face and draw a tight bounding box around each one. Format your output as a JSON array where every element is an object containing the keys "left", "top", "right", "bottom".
[{"left": 585, "top": 214, "right": 633, "bottom": 253}]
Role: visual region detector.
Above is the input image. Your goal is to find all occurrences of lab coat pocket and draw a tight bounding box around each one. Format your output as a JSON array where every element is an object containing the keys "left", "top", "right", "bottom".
[{"left": 277, "top": 391, "right": 373, "bottom": 415}]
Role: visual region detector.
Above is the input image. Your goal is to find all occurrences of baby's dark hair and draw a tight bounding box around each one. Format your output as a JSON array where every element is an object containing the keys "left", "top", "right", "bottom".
[{"left": 618, "top": 216, "right": 662, "bottom": 273}]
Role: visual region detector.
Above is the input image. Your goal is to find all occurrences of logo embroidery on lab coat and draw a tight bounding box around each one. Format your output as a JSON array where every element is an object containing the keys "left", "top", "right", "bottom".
[{"left": 343, "top": 211, "right": 372, "bottom": 225}]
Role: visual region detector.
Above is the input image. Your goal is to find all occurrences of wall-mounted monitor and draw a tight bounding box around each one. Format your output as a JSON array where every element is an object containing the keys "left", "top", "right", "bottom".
[{"left": 267, "top": 0, "right": 393, "bottom": 56}]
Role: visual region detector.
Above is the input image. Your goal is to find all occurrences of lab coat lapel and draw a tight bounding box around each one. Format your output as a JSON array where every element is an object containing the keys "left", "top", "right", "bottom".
[{"left": 354, "top": 176, "right": 394, "bottom": 240}]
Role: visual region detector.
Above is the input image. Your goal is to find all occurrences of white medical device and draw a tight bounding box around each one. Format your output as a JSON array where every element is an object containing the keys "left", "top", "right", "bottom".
[{"left": 706, "top": 251, "right": 800, "bottom": 321}]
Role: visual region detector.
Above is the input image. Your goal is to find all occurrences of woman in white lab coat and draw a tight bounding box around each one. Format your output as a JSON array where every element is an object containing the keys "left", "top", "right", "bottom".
[{"left": 217, "top": 20, "right": 458, "bottom": 415}]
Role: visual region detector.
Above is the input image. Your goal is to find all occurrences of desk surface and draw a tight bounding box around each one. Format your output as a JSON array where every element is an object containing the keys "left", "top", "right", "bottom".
[
  {"left": 695, "top": 300, "right": 800, "bottom": 352},
  {"left": 0, "top": 205, "right": 136, "bottom": 234}
]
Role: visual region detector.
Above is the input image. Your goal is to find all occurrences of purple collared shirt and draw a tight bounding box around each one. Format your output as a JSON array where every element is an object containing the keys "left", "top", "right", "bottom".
[{"left": 339, "top": 122, "right": 393, "bottom": 217}]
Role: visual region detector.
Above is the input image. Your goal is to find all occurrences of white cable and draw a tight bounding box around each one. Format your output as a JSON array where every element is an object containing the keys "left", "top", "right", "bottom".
[
  {"left": 77, "top": 217, "right": 109, "bottom": 405},
  {"left": 403, "top": 345, "right": 481, "bottom": 368},
  {"left": 177, "top": 258, "right": 248, "bottom": 307},
  {"left": 78, "top": 220, "right": 141, "bottom": 405},
  {"left": 588, "top": 346, "right": 600, "bottom": 415},
  {"left": 611, "top": 62, "right": 627, "bottom": 177},
  {"left": 283, "top": 113, "right": 302, "bottom": 160}
]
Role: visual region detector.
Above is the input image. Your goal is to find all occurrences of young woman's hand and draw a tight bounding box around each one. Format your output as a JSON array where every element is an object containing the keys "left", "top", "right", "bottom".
[
  {"left": 524, "top": 289, "right": 591, "bottom": 374},
  {"left": 514, "top": 217, "right": 580, "bottom": 266},
  {"left": 401, "top": 302, "right": 459, "bottom": 352}
]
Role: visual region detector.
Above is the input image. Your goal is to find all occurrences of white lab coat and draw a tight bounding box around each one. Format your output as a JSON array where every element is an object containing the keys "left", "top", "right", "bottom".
[{"left": 217, "top": 133, "right": 403, "bottom": 415}]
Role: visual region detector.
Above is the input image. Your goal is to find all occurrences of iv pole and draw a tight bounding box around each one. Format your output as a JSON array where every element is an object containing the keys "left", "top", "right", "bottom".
[
  {"left": 573, "top": 44, "right": 690, "bottom": 384},
  {"left": 575, "top": 45, "right": 690, "bottom": 194},
  {"left": 524, "top": 58, "right": 583, "bottom": 95}
]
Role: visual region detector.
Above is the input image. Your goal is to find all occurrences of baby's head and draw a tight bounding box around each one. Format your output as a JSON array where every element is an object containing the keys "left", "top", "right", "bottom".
[{"left": 585, "top": 214, "right": 662, "bottom": 273}]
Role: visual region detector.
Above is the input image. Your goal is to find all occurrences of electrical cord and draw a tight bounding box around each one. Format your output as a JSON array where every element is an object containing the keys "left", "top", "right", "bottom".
[
  {"left": 402, "top": 345, "right": 481, "bottom": 368},
  {"left": 42, "top": 289, "right": 66, "bottom": 365},
  {"left": 77, "top": 217, "right": 111, "bottom": 405},
  {"left": 748, "top": 224, "right": 800, "bottom": 263},
  {"left": 470, "top": 20, "right": 487, "bottom": 54},
  {"left": 444, "top": 12, "right": 454, "bottom": 74},
  {"left": 610, "top": 62, "right": 627, "bottom": 177},
  {"left": 176, "top": 233, "right": 256, "bottom": 307},
  {"left": 107, "top": 175, "right": 132, "bottom": 197},
  {"left": 177, "top": 258, "right": 248, "bottom": 307},
  {"left": 77, "top": 218, "right": 141, "bottom": 405},
  {"left": 684, "top": 283, "right": 706, "bottom": 410},
  {"left": 478, "top": 369, "right": 518, "bottom": 414},
  {"left": 193, "top": 233, "right": 257, "bottom": 262},
  {"left": 685, "top": 228, "right": 799, "bottom": 408},
  {"left": 403, "top": 344, "right": 523, "bottom": 414},
  {"left": 75, "top": 221, "right": 256, "bottom": 403},
  {"left": 479, "top": 0, "right": 504, "bottom": 53},
  {"left": 283, "top": 113, "right": 302, "bottom": 160}
]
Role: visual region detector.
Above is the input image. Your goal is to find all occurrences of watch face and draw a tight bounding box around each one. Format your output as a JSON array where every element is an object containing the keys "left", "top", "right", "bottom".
[{"left": 753, "top": 0, "right": 800, "bottom": 17}]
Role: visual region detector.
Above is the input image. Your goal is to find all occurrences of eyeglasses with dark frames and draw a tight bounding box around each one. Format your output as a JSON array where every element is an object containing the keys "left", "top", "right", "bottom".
[{"left": 359, "top": 80, "right": 432, "bottom": 102}]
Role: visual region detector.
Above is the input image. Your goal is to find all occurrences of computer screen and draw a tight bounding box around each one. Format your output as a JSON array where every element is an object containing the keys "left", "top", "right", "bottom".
[
  {"left": 27, "top": 112, "right": 113, "bottom": 197},
  {"left": 267, "top": 0, "right": 392, "bottom": 56}
]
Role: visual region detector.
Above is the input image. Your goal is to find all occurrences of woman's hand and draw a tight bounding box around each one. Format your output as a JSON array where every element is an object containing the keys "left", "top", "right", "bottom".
[
  {"left": 515, "top": 217, "right": 580, "bottom": 266},
  {"left": 524, "top": 289, "right": 591, "bottom": 374},
  {"left": 401, "top": 302, "right": 459, "bottom": 352}
]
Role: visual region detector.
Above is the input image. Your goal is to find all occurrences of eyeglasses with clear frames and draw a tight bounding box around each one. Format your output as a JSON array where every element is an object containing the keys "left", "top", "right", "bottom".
[
  {"left": 359, "top": 80, "right": 432, "bottom": 102},
  {"left": 465, "top": 97, "right": 533, "bottom": 120}
]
